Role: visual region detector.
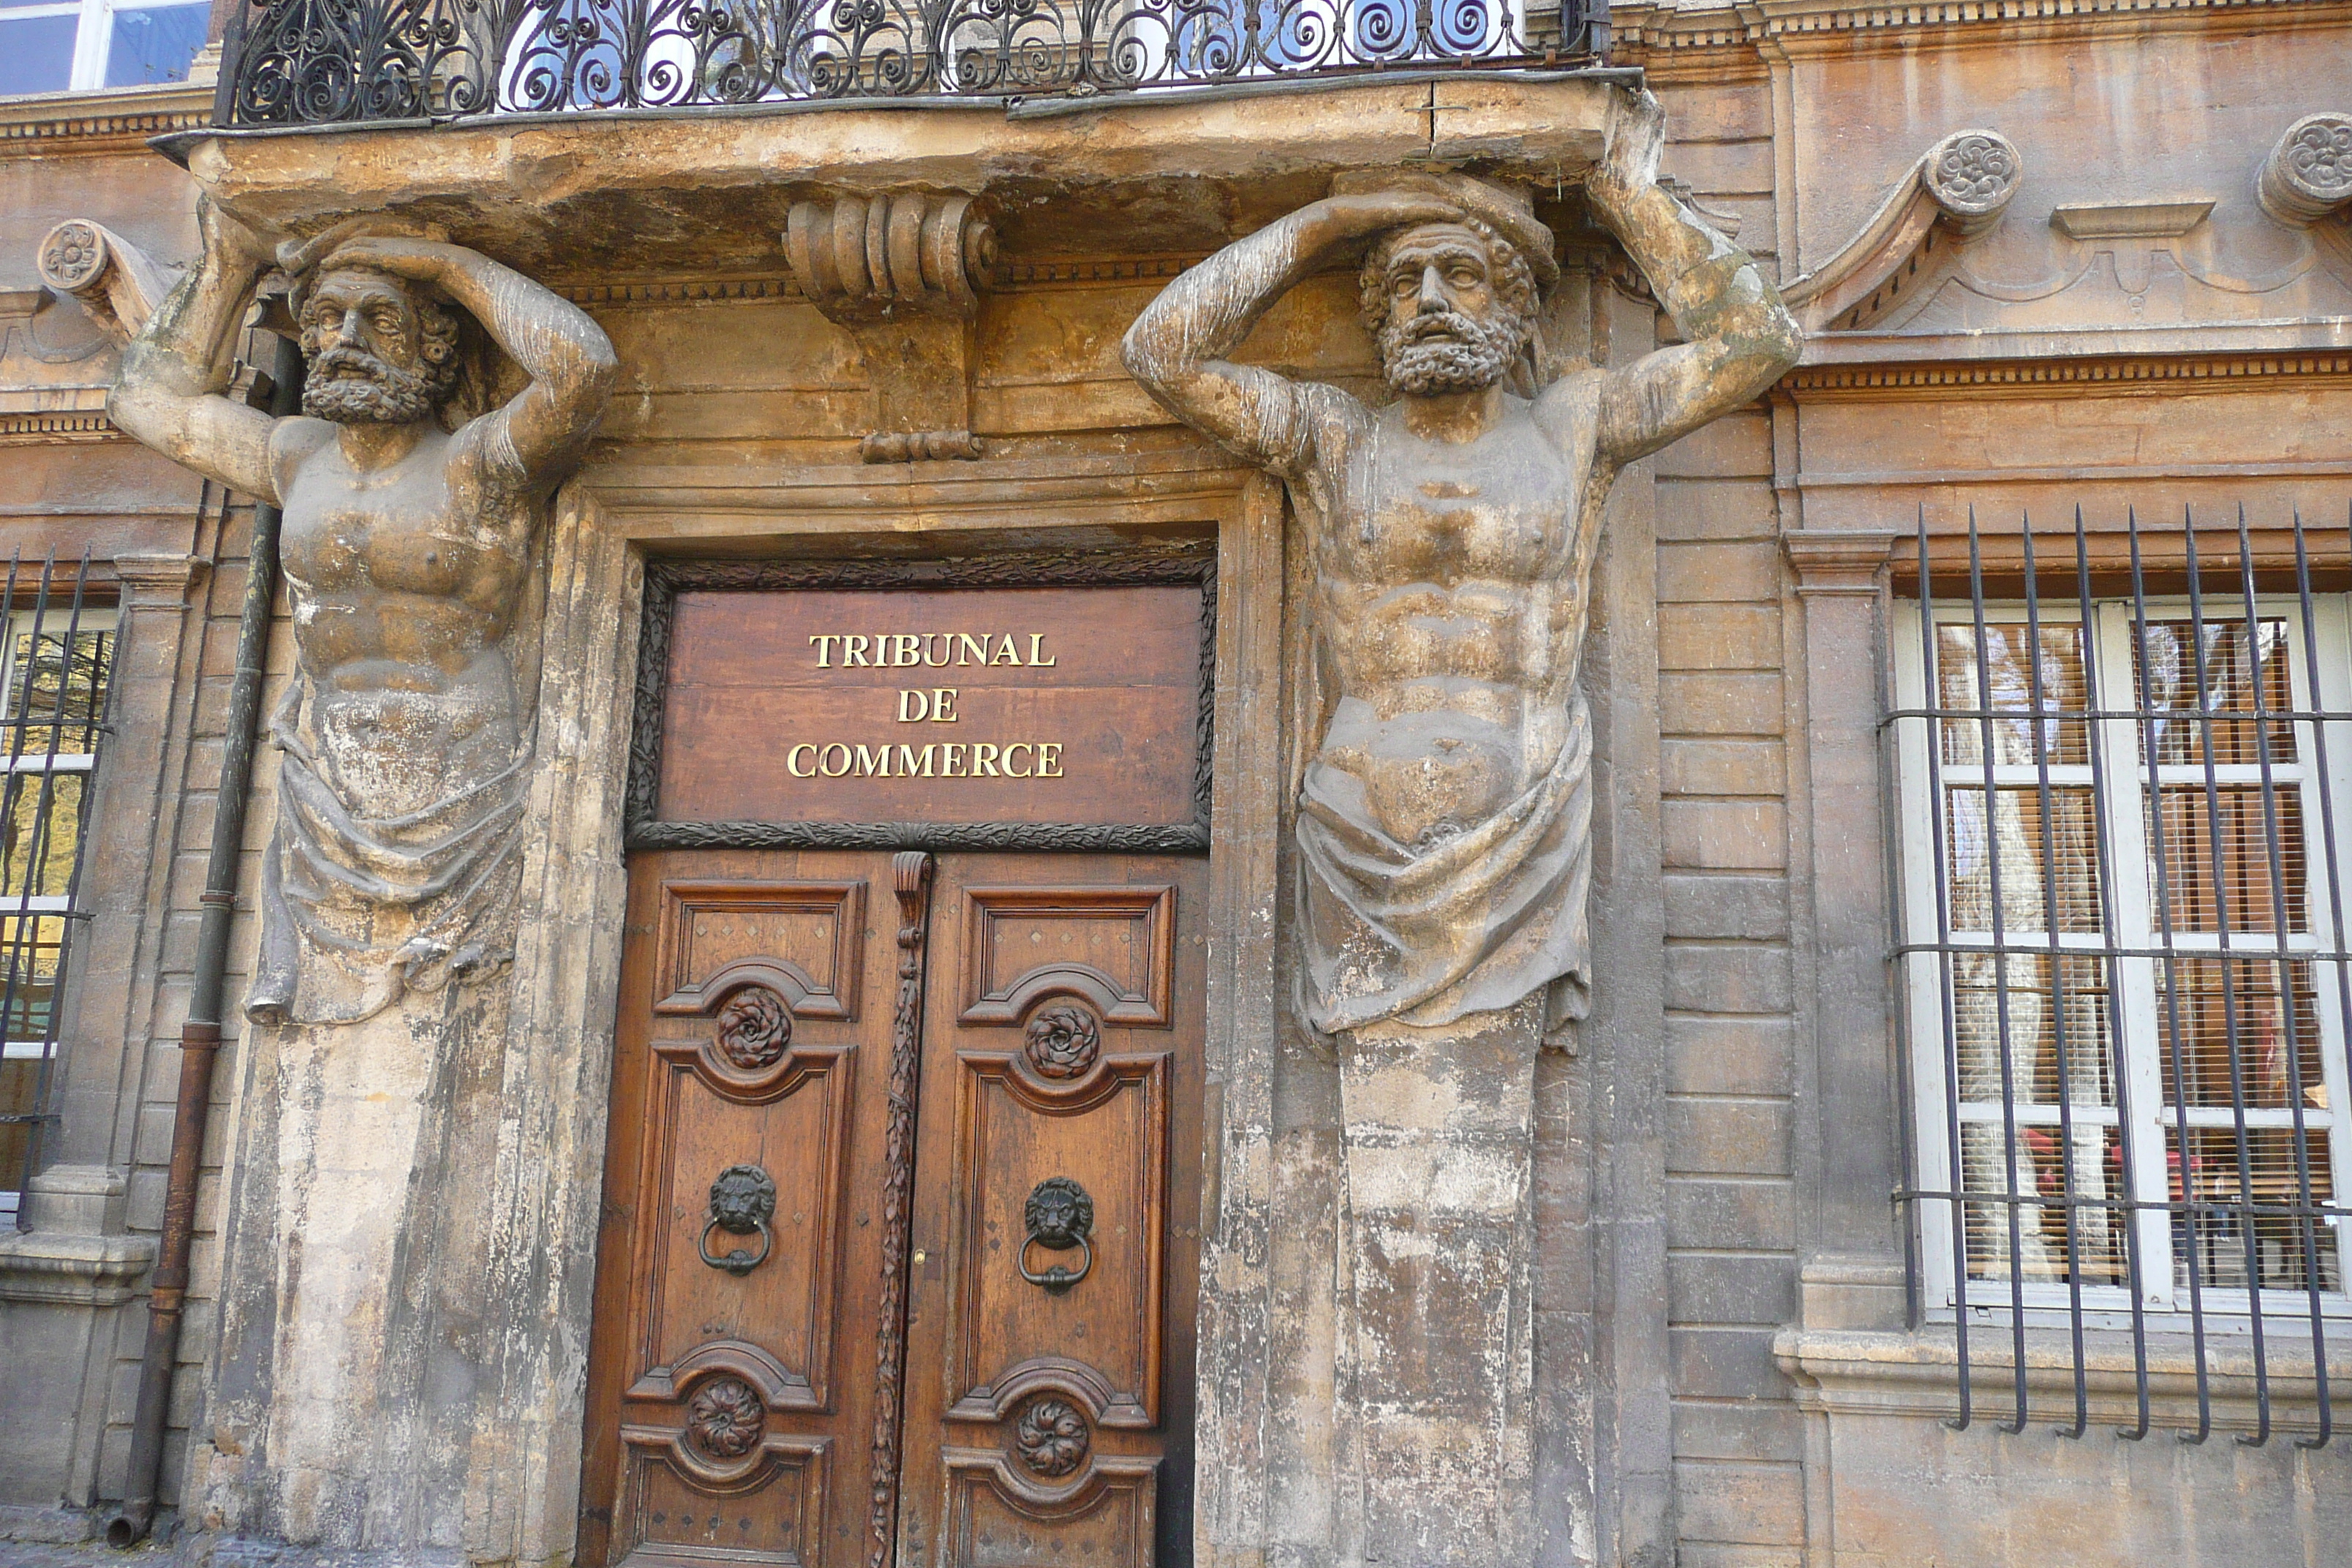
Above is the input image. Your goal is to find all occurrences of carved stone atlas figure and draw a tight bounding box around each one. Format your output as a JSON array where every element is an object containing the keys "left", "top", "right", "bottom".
[
  {"left": 105, "top": 203, "right": 613, "bottom": 1558},
  {"left": 109, "top": 205, "right": 616, "bottom": 1025},
  {"left": 1125, "top": 84, "right": 1801, "bottom": 1564}
]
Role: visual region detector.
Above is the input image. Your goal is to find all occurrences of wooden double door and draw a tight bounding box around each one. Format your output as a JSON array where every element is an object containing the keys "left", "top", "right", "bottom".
[{"left": 581, "top": 849, "right": 1204, "bottom": 1568}]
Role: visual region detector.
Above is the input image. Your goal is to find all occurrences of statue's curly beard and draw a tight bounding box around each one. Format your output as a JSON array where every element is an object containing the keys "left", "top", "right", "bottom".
[
  {"left": 1379, "top": 308, "right": 1527, "bottom": 396},
  {"left": 301, "top": 347, "right": 441, "bottom": 426}
]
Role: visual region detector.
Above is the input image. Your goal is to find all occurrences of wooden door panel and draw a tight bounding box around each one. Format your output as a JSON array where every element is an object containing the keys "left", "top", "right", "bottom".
[
  {"left": 587, "top": 851, "right": 912, "bottom": 1568},
  {"left": 945, "top": 1050, "right": 1166, "bottom": 1426},
  {"left": 957, "top": 886, "right": 1175, "bottom": 1026},
  {"left": 631, "top": 1036, "right": 849, "bottom": 1407},
  {"left": 897, "top": 855, "right": 1204, "bottom": 1568},
  {"left": 939, "top": 1450, "right": 1158, "bottom": 1567}
]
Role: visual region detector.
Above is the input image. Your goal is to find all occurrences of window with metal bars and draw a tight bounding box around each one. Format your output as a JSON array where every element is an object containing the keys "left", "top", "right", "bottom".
[
  {"left": 1893, "top": 508, "right": 2349, "bottom": 1443},
  {"left": 0, "top": 555, "right": 113, "bottom": 1226}
]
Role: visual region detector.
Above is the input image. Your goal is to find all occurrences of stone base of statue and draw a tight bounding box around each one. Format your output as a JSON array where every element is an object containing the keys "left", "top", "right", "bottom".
[
  {"left": 188, "top": 981, "right": 516, "bottom": 1564},
  {"left": 1333, "top": 998, "right": 1542, "bottom": 1567}
]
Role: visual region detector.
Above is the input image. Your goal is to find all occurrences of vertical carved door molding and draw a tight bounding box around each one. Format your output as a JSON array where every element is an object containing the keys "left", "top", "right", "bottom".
[{"left": 869, "top": 850, "right": 935, "bottom": 1568}]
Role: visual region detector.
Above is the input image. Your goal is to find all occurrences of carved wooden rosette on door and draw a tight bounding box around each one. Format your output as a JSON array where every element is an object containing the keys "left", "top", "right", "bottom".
[{"left": 894, "top": 861, "right": 1201, "bottom": 1568}]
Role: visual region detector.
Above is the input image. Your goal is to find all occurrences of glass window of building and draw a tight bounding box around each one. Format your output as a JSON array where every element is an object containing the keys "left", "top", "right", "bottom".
[
  {"left": 0, "top": 0, "right": 207, "bottom": 97},
  {"left": 1896, "top": 582, "right": 2352, "bottom": 1323},
  {"left": 0, "top": 592, "right": 113, "bottom": 1225}
]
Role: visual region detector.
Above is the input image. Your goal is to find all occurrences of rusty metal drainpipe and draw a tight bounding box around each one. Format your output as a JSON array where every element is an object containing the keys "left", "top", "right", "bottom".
[{"left": 108, "top": 333, "right": 301, "bottom": 1548}]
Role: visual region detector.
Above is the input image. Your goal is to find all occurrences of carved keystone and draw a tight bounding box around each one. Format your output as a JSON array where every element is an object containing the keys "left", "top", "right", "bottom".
[
  {"left": 37, "top": 220, "right": 176, "bottom": 346},
  {"left": 786, "top": 193, "right": 995, "bottom": 464},
  {"left": 2260, "top": 112, "right": 2352, "bottom": 227}
]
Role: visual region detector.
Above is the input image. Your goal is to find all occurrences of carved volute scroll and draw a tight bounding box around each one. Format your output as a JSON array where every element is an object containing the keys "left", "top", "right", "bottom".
[
  {"left": 1781, "top": 127, "right": 2024, "bottom": 331},
  {"left": 785, "top": 192, "right": 995, "bottom": 463},
  {"left": 785, "top": 193, "right": 994, "bottom": 320},
  {"left": 38, "top": 219, "right": 176, "bottom": 347},
  {"left": 2261, "top": 112, "right": 2352, "bottom": 226}
]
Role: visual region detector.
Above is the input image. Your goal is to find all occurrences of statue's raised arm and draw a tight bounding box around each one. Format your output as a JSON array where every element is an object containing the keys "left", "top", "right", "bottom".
[
  {"left": 107, "top": 200, "right": 283, "bottom": 500},
  {"left": 1120, "top": 189, "right": 1460, "bottom": 474},
  {"left": 1585, "top": 87, "right": 1804, "bottom": 464}
]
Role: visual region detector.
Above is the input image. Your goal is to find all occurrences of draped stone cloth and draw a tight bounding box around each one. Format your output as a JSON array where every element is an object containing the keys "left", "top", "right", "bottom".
[
  {"left": 1294, "top": 689, "right": 1592, "bottom": 1037},
  {"left": 248, "top": 676, "right": 532, "bottom": 1026}
]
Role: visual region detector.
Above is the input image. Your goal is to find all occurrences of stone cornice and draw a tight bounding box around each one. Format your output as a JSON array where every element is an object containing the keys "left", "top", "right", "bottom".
[
  {"left": 1782, "top": 350, "right": 2352, "bottom": 401},
  {"left": 0, "top": 83, "right": 211, "bottom": 160},
  {"left": 1614, "top": 0, "right": 2351, "bottom": 63}
]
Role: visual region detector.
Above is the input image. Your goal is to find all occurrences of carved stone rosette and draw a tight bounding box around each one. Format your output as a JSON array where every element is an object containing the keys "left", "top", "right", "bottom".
[
  {"left": 1921, "top": 129, "right": 2024, "bottom": 235},
  {"left": 2261, "top": 112, "right": 2352, "bottom": 226}
]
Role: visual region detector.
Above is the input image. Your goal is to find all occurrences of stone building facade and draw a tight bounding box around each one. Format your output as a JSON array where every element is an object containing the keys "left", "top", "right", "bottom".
[{"left": 0, "top": 1, "right": 2349, "bottom": 1564}]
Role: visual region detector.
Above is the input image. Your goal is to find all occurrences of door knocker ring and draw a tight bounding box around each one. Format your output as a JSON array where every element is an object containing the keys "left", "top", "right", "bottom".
[
  {"left": 699, "top": 1163, "right": 777, "bottom": 1276},
  {"left": 1018, "top": 1175, "right": 1095, "bottom": 1292}
]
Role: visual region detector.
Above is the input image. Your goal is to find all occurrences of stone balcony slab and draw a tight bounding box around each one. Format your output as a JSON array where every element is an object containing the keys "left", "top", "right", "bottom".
[{"left": 157, "top": 74, "right": 1616, "bottom": 274}]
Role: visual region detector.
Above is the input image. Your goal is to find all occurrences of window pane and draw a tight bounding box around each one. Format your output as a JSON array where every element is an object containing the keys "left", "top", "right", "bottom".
[
  {"left": 7, "top": 626, "right": 113, "bottom": 754},
  {"left": 1944, "top": 785, "right": 2103, "bottom": 932},
  {"left": 2133, "top": 617, "right": 2296, "bottom": 766},
  {"left": 0, "top": 771, "right": 86, "bottom": 902},
  {"left": 1959, "top": 1120, "right": 2127, "bottom": 1286},
  {"left": 2155, "top": 957, "right": 2329, "bottom": 1112},
  {"left": 105, "top": 3, "right": 210, "bottom": 86},
  {"left": 2168, "top": 1124, "right": 2342, "bottom": 1294},
  {"left": 0, "top": 912, "right": 67, "bottom": 1040},
  {"left": 1937, "top": 621, "right": 2089, "bottom": 766},
  {"left": 2148, "top": 784, "right": 2307, "bottom": 933},
  {"left": 0, "top": 14, "right": 76, "bottom": 94},
  {"left": 1953, "top": 951, "right": 2117, "bottom": 1109}
]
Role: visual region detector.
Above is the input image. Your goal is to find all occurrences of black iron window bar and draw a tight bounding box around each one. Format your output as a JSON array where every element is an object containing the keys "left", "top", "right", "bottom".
[
  {"left": 1891, "top": 505, "right": 2352, "bottom": 1447},
  {"left": 0, "top": 552, "right": 113, "bottom": 1230},
  {"left": 211, "top": 0, "right": 1607, "bottom": 127}
]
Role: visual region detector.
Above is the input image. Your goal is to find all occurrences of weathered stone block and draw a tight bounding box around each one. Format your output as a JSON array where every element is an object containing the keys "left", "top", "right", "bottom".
[
  {"left": 1664, "top": 943, "right": 1794, "bottom": 1014},
  {"left": 1655, "top": 477, "right": 1777, "bottom": 542},
  {"left": 1656, "top": 540, "right": 1783, "bottom": 604},
  {"left": 1665, "top": 1098, "right": 1793, "bottom": 1178},
  {"left": 1668, "top": 1252, "right": 1799, "bottom": 1327},
  {"left": 1662, "top": 799, "right": 1788, "bottom": 870},
  {"left": 1659, "top": 604, "right": 1783, "bottom": 671},
  {"left": 1674, "top": 1456, "right": 1807, "bottom": 1545},
  {"left": 1667, "top": 1176, "right": 1796, "bottom": 1251},
  {"left": 1662, "top": 738, "right": 1788, "bottom": 799},
  {"left": 1666, "top": 1015, "right": 1797, "bottom": 1097},
  {"left": 1663, "top": 875, "right": 1791, "bottom": 941}
]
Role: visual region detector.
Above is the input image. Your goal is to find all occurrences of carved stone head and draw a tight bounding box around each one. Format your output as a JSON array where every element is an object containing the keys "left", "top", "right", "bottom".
[
  {"left": 294, "top": 266, "right": 462, "bottom": 425},
  {"left": 1358, "top": 215, "right": 1541, "bottom": 397}
]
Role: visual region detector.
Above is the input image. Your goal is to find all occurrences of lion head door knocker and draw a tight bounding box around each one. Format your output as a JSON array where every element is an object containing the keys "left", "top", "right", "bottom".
[
  {"left": 1013, "top": 1395, "right": 1090, "bottom": 1479},
  {"left": 700, "top": 1164, "right": 777, "bottom": 1275},
  {"left": 714, "top": 984, "right": 792, "bottom": 1071},
  {"left": 1023, "top": 1000, "right": 1101, "bottom": 1080},
  {"left": 1019, "top": 1175, "right": 1094, "bottom": 1292}
]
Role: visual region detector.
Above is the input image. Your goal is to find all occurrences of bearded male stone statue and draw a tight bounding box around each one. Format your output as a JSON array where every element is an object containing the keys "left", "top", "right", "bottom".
[
  {"left": 110, "top": 203, "right": 616, "bottom": 1025},
  {"left": 1123, "top": 86, "right": 1801, "bottom": 1564},
  {"left": 106, "top": 206, "right": 613, "bottom": 1559}
]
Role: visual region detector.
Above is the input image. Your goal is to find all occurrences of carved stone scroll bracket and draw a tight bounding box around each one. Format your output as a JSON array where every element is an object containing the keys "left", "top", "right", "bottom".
[
  {"left": 785, "top": 193, "right": 995, "bottom": 462},
  {"left": 36, "top": 219, "right": 178, "bottom": 347},
  {"left": 1781, "top": 129, "right": 2024, "bottom": 334},
  {"left": 2260, "top": 112, "right": 2352, "bottom": 227}
]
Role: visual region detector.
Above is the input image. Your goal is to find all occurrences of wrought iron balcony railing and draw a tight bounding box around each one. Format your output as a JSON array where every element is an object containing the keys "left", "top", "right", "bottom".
[{"left": 211, "top": 0, "right": 1606, "bottom": 127}]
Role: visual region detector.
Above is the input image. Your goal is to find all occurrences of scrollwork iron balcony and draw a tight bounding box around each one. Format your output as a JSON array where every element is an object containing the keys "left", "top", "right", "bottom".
[{"left": 211, "top": 0, "right": 1607, "bottom": 127}]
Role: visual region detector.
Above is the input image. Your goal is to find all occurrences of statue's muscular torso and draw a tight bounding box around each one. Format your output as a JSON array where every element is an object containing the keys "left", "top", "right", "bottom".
[
  {"left": 271, "top": 417, "right": 533, "bottom": 814},
  {"left": 1298, "top": 372, "right": 1607, "bottom": 849}
]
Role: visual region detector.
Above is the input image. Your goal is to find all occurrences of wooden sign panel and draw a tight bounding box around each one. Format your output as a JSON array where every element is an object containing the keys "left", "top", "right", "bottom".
[{"left": 631, "top": 557, "right": 1213, "bottom": 850}]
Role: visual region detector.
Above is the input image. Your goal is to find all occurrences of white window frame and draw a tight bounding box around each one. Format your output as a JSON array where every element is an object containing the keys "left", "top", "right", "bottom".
[
  {"left": 1896, "top": 592, "right": 2352, "bottom": 1330},
  {"left": 0, "top": 0, "right": 208, "bottom": 94}
]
